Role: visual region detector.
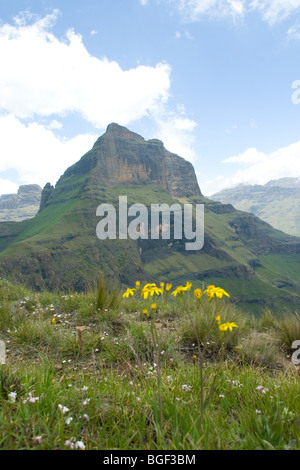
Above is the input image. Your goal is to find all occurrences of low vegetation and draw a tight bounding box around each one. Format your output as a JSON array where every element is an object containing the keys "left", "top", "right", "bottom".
[{"left": 0, "top": 277, "right": 299, "bottom": 450}]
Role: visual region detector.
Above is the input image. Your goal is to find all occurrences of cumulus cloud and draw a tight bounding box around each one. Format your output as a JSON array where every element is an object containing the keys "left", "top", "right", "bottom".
[
  {"left": 151, "top": 104, "right": 198, "bottom": 161},
  {"left": 223, "top": 147, "right": 267, "bottom": 164},
  {"left": 0, "top": 10, "right": 171, "bottom": 128},
  {"left": 0, "top": 10, "right": 199, "bottom": 194},
  {"left": 201, "top": 140, "right": 300, "bottom": 195},
  {"left": 0, "top": 178, "right": 19, "bottom": 196},
  {"left": 0, "top": 114, "right": 98, "bottom": 194}
]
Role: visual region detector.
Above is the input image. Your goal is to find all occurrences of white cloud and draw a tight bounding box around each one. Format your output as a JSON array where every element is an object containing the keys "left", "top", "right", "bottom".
[
  {"left": 286, "top": 23, "right": 300, "bottom": 42},
  {"left": 0, "top": 114, "right": 98, "bottom": 194},
  {"left": 47, "top": 120, "right": 63, "bottom": 130},
  {"left": 175, "top": 29, "right": 193, "bottom": 39},
  {"left": 223, "top": 147, "right": 267, "bottom": 164},
  {"left": 0, "top": 10, "right": 200, "bottom": 194},
  {"left": 0, "top": 178, "right": 19, "bottom": 196},
  {"left": 174, "top": 0, "right": 247, "bottom": 21},
  {"left": 151, "top": 104, "right": 197, "bottom": 161},
  {"left": 168, "top": 0, "right": 300, "bottom": 25},
  {"left": 225, "top": 124, "right": 238, "bottom": 134},
  {"left": 0, "top": 10, "right": 171, "bottom": 128},
  {"left": 157, "top": 117, "right": 197, "bottom": 161},
  {"left": 250, "top": 0, "right": 300, "bottom": 25},
  {"left": 201, "top": 140, "right": 300, "bottom": 195}
]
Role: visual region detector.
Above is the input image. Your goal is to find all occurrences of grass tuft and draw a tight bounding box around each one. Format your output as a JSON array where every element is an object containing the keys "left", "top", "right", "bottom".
[{"left": 0, "top": 278, "right": 299, "bottom": 450}]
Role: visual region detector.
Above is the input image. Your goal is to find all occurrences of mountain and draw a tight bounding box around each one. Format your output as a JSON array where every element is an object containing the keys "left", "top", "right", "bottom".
[
  {"left": 0, "top": 123, "right": 300, "bottom": 314},
  {"left": 211, "top": 178, "right": 300, "bottom": 237},
  {"left": 0, "top": 184, "right": 42, "bottom": 222}
]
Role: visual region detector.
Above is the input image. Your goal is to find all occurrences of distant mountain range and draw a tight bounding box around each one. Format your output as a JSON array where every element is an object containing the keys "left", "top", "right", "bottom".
[
  {"left": 0, "top": 124, "right": 300, "bottom": 313},
  {"left": 0, "top": 184, "right": 42, "bottom": 222},
  {"left": 211, "top": 178, "right": 300, "bottom": 238}
]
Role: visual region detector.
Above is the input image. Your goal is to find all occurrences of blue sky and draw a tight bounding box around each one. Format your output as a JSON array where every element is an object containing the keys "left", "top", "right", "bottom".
[{"left": 1, "top": 0, "right": 300, "bottom": 196}]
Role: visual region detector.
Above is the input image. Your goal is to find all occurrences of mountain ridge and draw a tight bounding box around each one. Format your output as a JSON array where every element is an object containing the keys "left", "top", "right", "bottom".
[
  {"left": 211, "top": 178, "right": 300, "bottom": 237},
  {"left": 55, "top": 123, "right": 201, "bottom": 200},
  {"left": 0, "top": 184, "right": 42, "bottom": 222},
  {"left": 0, "top": 124, "right": 300, "bottom": 314}
]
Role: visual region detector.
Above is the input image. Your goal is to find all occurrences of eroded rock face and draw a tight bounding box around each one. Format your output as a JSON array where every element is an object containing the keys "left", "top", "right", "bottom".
[
  {"left": 60, "top": 123, "right": 201, "bottom": 198},
  {"left": 0, "top": 184, "right": 42, "bottom": 221},
  {"left": 38, "top": 183, "right": 54, "bottom": 213},
  {"left": 0, "top": 185, "right": 42, "bottom": 210}
]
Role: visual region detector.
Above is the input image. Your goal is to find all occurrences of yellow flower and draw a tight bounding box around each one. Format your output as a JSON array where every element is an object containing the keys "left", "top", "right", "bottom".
[
  {"left": 219, "top": 322, "right": 238, "bottom": 332},
  {"left": 122, "top": 288, "right": 136, "bottom": 298},
  {"left": 141, "top": 283, "right": 158, "bottom": 299},
  {"left": 149, "top": 286, "right": 163, "bottom": 297},
  {"left": 151, "top": 303, "right": 157, "bottom": 311},
  {"left": 143, "top": 309, "right": 148, "bottom": 316},
  {"left": 204, "top": 285, "right": 230, "bottom": 302},
  {"left": 214, "top": 288, "right": 230, "bottom": 299},
  {"left": 135, "top": 281, "right": 141, "bottom": 291},
  {"left": 165, "top": 283, "right": 172, "bottom": 293},
  {"left": 185, "top": 281, "right": 192, "bottom": 291},
  {"left": 215, "top": 315, "right": 221, "bottom": 324},
  {"left": 194, "top": 288, "right": 202, "bottom": 300},
  {"left": 51, "top": 317, "right": 56, "bottom": 325},
  {"left": 141, "top": 287, "right": 150, "bottom": 299},
  {"left": 171, "top": 285, "right": 187, "bottom": 297},
  {"left": 160, "top": 282, "right": 165, "bottom": 288}
]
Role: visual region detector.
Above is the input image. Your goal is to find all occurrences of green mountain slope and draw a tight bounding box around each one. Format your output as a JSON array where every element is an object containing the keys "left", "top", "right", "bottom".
[
  {"left": 0, "top": 124, "right": 300, "bottom": 314},
  {"left": 211, "top": 178, "right": 300, "bottom": 237}
]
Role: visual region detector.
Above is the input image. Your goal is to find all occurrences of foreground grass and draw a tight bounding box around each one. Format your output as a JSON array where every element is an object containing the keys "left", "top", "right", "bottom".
[{"left": 0, "top": 278, "right": 299, "bottom": 450}]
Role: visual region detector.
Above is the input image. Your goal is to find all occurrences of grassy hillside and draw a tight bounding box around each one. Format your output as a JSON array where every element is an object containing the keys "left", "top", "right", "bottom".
[
  {"left": 0, "top": 278, "right": 299, "bottom": 450},
  {"left": 211, "top": 179, "right": 300, "bottom": 237},
  {"left": 0, "top": 179, "right": 300, "bottom": 313},
  {"left": 0, "top": 126, "right": 300, "bottom": 314}
]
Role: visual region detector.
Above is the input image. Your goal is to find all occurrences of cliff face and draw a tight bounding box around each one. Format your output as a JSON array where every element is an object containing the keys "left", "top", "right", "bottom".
[
  {"left": 59, "top": 123, "right": 201, "bottom": 198},
  {"left": 38, "top": 183, "right": 54, "bottom": 213},
  {"left": 0, "top": 184, "right": 42, "bottom": 221}
]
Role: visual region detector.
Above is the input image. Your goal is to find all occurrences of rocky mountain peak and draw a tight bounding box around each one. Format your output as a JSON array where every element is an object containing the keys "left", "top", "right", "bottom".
[
  {"left": 60, "top": 123, "right": 201, "bottom": 198},
  {"left": 104, "top": 122, "right": 145, "bottom": 142}
]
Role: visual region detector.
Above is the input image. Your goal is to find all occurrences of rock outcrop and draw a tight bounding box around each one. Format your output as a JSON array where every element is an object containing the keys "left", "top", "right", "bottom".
[
  {"left": 59, "top": 123, "right": 201, "bottom": 199},
  {"left": 0, "top": 184, "right": 42, "bottom": 221},
  {"left": 38, "top": 183, "right": 54, "bottom": 213}
]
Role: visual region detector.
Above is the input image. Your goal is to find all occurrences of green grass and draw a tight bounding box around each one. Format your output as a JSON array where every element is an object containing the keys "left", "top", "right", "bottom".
[
  {"left": 1, "top": 181, "right": 300, "bottom": 313},
  {"left": 0, "top": 278, "right": 299, "bottom": 450}
]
